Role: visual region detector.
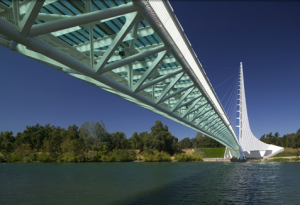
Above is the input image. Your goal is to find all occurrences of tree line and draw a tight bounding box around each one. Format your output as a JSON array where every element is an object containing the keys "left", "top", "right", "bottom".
[
  {"left": 178, "top": 132, "right": 224, "bottom": 149},
  {"left": 260, "top": 129, "right": 300, "bottom": 149},
  {"left": 0, "top": 120, "right": 180, "bottom": 162}
]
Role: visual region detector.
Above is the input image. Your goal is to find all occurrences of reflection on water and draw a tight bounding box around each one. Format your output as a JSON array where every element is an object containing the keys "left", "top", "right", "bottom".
[{"left": 0, "top": 162, "right": 299, "bottom": 204}]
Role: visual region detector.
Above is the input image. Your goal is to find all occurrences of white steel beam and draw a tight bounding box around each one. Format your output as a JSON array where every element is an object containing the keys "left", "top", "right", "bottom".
[
  {"left": 28, "top": 3, "right": 139, "bottom": 37},
  {"left": 75, "top": 26, "right": 154, "bottom": 52},
  {"left": 175, "top": 95, "right": 202, "bottom": 113},
  {"left": 94, "top": 11, "right": 141, "bottom": 74},
  {"left": 158, "top": 84, "right": 193, "bottom": 103},
  {"left": 133, "top": 50, "right": 168, "bottom": 92},
  {"left": 19, "top": 0, "right": 45, "bottom": 36},
  {"left": 155, "top": 72, "right": 184, "bottom": 104},
  {"left": 170, "top": 86, "right": 194, "bottom": 112},
  {"left": 134, "top": 69, "right": 182, "bottom": 93},
  {"left": 98, "top": 45, "right": 166, "bottom": 74}
]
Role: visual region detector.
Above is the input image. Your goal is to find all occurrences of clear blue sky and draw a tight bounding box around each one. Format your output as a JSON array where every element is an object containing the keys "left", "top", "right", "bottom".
[{"left": 0, "top": 1, "right": 299, "bottom": 140}]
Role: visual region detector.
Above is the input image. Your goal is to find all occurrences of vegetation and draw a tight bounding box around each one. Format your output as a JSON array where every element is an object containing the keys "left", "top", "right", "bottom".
[
  {"left": 0, "top": 120, "right": 180, "bottom": 163},
  {"left": 260, "top": 129, "right": 300, "bottom": 148},
  {"left": 273, "top": 149, "right": 300, "bottom": 157},
  {"left": 267, "top": 158, "right": 292, "bottom": 162},
  {"left": 179, "top": 132, "right": 224, "bottom": 149},
  {"left": 142, "top": 150, "right": 171, "bottom": 162},
  {"left": 174, "top": 153, "right": 202, "bottom": 162},
  {"left": 195, "top": 148, "right": 226, "bottom": 158}
]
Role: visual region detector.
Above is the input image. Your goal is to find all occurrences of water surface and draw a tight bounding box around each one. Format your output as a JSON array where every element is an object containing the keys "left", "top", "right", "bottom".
[{"left": 1, "top": 162, "right": 299, "bottom": 204}]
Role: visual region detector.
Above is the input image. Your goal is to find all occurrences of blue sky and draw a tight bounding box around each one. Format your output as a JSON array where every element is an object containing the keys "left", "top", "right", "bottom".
[{"left": 0, "top": 1, "right": 299, "bottom": 140}]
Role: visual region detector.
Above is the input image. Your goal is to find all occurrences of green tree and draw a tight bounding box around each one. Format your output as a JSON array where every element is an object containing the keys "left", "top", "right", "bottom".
[
  {"left": 179, "top": 138, "right": 193, "bottom": 149},
  {"left": 0, "top": 131, "right": 15, "bottom": 152}
]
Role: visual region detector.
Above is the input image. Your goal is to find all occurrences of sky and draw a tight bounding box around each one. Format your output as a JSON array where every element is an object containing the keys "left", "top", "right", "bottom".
[{"left": 0, "top": 1, "right": 299, "bottom": 140}]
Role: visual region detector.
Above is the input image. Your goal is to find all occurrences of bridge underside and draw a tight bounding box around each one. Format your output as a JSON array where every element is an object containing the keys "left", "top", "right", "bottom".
[{"left": 0, "top": 0, "right": 239, "bottom": 151}]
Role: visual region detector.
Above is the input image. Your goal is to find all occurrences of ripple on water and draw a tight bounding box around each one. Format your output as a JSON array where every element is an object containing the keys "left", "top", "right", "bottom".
[{"left": 0, "top": 162, "right": 300, "bottom": 204}]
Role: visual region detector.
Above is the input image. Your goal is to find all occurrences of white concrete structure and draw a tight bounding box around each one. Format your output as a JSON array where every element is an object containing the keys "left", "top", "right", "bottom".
[{"left": 235, "top": 62, "right": 284, "bottom": 158}]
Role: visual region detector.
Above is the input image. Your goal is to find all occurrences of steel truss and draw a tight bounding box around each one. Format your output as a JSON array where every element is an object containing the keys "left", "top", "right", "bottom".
[{"left": 0, "top": 0, "right": 239, "bottom": 150}]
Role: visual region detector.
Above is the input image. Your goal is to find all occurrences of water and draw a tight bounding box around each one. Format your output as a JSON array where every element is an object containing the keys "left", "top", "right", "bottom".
[{"left": 1, "top": 162, "right": 300, "bottom": 204}]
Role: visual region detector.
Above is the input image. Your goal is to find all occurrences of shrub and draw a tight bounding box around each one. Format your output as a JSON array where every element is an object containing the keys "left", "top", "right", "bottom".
[
  {"left": 101, "top": 153, "right": 115, "bottom": 162},
  {"left": 0, "top": 153, "right": 6, "bottom": 162},
  {"left": 37, "top": 152, "right": 55, "bottom": 162},
  {"left": 174, "top": 153, "right": 203, "bottom": 162},
  {"left": 14, "top": 144, "right": 32, "bottom": 157},
  {"left": 23, "top": 156, "right": 32, "bottom": 163},
  {"left": 114, "top": 150, "right": 136, "bottom": 162},
  {"left": 7, "top": 153, "right": 23, "bottom": 162},
  {"left": 84, "top": 150, "right": 98, "bottom": 162},
  {"left": 142, "top": 150, "right": 171, "bottom": 162},
  {"left": 101, "top": 150, "right": 136, "bottom": 162},
  {"left": 62, "top": 152, "right": 76, "bottom": 163}
]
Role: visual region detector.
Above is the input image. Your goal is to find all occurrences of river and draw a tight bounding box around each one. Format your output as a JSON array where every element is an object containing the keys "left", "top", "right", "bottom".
[{"left": 1, "top": 162, "right": 300, "bottom": 204}]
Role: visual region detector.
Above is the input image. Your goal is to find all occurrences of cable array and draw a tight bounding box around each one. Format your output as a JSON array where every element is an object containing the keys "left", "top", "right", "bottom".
[{"left": 213, "top": 68, "right": 240, "bottom": 135}]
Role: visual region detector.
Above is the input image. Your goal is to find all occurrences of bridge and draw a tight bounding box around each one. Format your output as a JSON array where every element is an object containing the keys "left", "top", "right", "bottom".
[{"left": 0, "top": 0, "right": 282, "bottom": 158}]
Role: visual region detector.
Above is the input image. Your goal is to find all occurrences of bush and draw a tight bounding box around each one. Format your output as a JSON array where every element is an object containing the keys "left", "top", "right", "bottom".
[
  {"left": 84, "top": 150, "right": 98, "bottom": 162},
  {"left": 23, "top": 156, "right": 32, "bottom": 163},
  {"left": 142, "top": 150, "right": 171, "bottom": 162},
  {"left": 62, "top": 152, "right": 76, "bottom": 163},
  {"left": 101, "top": 153, "right": 115, "bottom": 162},
  {"left": 37, "top": 152, "right": 55, "bottom": 162},
  {"left": 0, "top": 153, "right": 6, "bottom": 162},
  {"left": 7, "top": 153, "right": 23, "bottom": 162},
  {"left": 102, "top": 150, "right": 136, "bottom": 162},
  {"left": 174, "top": 153, "right": 203, "bottom": 162},
  {"left": 114, "top": 150, "right": 136, "bottom": 162}
]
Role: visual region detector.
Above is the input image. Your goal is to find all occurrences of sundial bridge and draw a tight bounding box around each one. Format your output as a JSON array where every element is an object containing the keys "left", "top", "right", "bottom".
[{"left": 0, "top": 0, "right": 283, "bottom": 158}]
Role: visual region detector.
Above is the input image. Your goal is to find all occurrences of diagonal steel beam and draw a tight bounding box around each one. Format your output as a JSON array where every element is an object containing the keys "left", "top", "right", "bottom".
[
  {"left": 206, "top": 119, "right": 222, "bottom": 131},
  {"left": 155, "top": 72, "right": 185, "bottom": 104},
  {"left": 182, "top": 97, "right": 203, "bottom": 118},
  {"left": 200, "top": 115, "right": 219, "bottom": 128},
  {"left": 197, "top": 112, "right": 216, "bottom": 126},
  {"left": 98, "top": 45, "right": 166, "bottom": 75},
  {"left": 191, "top": 107, "right": 212, "bottom": 123},
  {"left": 134, "top": 69, "right": 183, "bottom": 93},
  {"left": 94, "top": 11, "right": 141, "bottom": 73},
  {"left": 28, "top": 3, "right": 139, "bottom": 37},
  {"left": 174, "top": 94, "right": 202, "bottom": 113},
  {"left": 170, "top": 86, "right": 194, "bottom": 112},
  {"left": 133, "top": 50, "right": 168, "bottom": 92},
  {"left": 158, "top": 84, "right": 193, "bottom": 104},
  {"left": 190, "top": 103, "right": 209, "bottom": 122},
  {"left": 19, "top": 0, "right": 44, "bottom": 36}
]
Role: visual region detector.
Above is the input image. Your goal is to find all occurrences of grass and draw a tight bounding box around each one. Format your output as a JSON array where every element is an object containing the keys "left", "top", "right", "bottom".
[
  {"left": 273, "top": 151, "right": 299, "bottom": 157},
  {"left": 267, "top": 158, "right": 291, "bottom": 162},
  {"left": 195, "top": 148, "right": 225, "bottom": 158}
]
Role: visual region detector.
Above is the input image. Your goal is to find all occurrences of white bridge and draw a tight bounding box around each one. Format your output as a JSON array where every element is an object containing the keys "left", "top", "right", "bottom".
[
  {"left": 224, "top": 62, "right": 283, "bottom": 159},
  {"left": 0, "top": 0, "right": 283, "bottom": 158}
]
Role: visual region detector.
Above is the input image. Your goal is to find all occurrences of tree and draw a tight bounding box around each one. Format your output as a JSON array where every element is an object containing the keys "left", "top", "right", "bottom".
[
  {"left": 143, "top": 120, "right": 179, "bottom": 155},
  {"left": 79, "top": 121, "right": 109, "bottom": 151},
  {"left": 0, "top": 131, "right": 15, "bottom": 152},
  {"left": 179, "top": 138, "right": 193, "bottom": 149}
]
